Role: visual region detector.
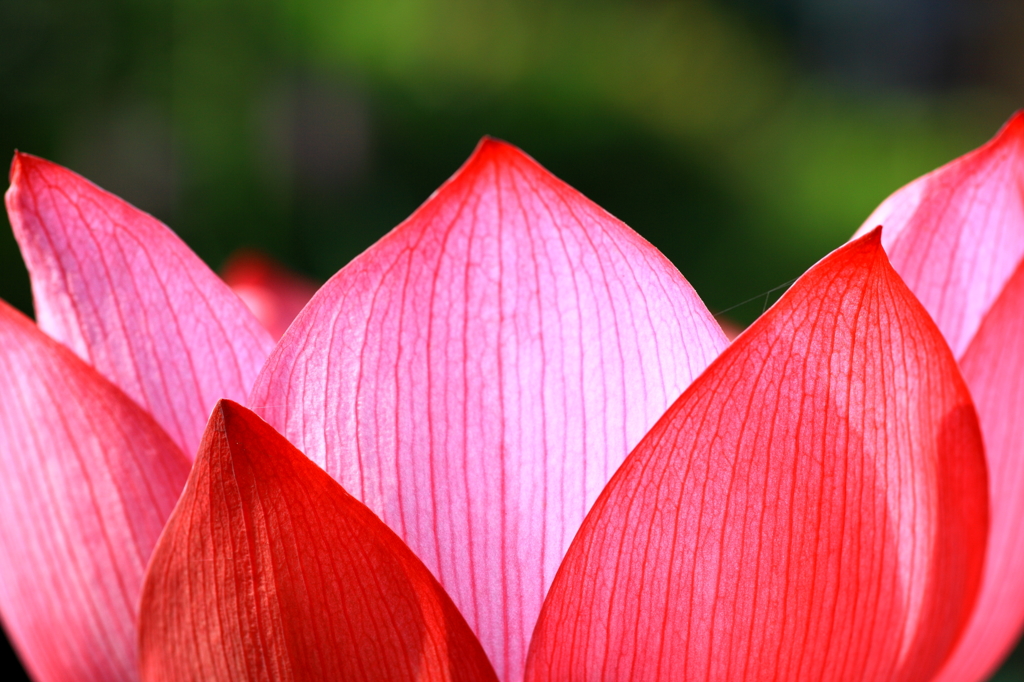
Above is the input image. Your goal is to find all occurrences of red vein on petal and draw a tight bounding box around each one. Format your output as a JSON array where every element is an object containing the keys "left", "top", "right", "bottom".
[
  {"left": 250, "top": 138, "right": 728, "bottom": 680},
  {"left": 138, "top": 400, "right": 497, "bottom": 682},
  {"left": 856, "top": 111, "right": 1024, "bottom": 356},
  {"left": 525, "top": 230, "right": 988, "bottom": 682},
  {"left": 5, "top": 154, "right": 274, "bottom": 457},
  {"left": 932, "top": 257, "right": 1024, "bottom": 682},
  {"left": 0, "top": 300, "right": 190, "bottom": 682}
]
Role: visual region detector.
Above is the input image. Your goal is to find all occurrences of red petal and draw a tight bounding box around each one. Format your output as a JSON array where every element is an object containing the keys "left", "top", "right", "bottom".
[
  {"left": 249, "top": 138, "right": 728, "bottom": 680},
  {"left": 931, "top": 258, "right": 1024, "bottom": 681},
  {"left": 855, "top": 112, "right": 1024, "bottom": 357},
  {"left": 5, "top": 154, "right": 275, "bottom": 457},
  {"left": 221, "top": 249, "right": 320, "bottom": 340},
  {"left": 525, "top": 230, "right": 988, "bottom": 682},
  {"left": 138, "top": 400, "right": 497, "bottom": 682},
  {"left": 0, "top": 300, "right": 191, "bottom": 682}
]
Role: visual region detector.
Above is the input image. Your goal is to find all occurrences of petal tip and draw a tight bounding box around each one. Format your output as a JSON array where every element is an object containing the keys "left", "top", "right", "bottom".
[
  {"left": 212, "top": 400, "right": 279, "bottom": 460},
  {"left": 8, "top": 151, "right": 47, "bottom": 182},
  {"left": 468, "top": 135, "right": 534, "bottom": 169},
  {"left": 527, "top": 215, "right": 988, "bottom": 681},
  {"left": 8, "top": 151, "right": 21, "bottom": 185},
  {"left": 984, "top": 110, "right": 1024, "bottom": 152},
  {"left": 475, "top": 134, "right": 513, "bottom": 154},
  {"left": 211, "top": 398, "right": 248, "bottom": 431},
  {"left": 7, "top": 152, "right": 61, "bottom": 205},
  {"left": 7, "top": 151, "right": 28, "bottom": 193},
  {"left": 210, "top": 398, "right": 229, "bottom": 421},
  {"left": 848, "top": 224, "right": 886, "bottom": 260},
  {"left": 1003, "top": 109, "right": 1024, "bottom": 134}
]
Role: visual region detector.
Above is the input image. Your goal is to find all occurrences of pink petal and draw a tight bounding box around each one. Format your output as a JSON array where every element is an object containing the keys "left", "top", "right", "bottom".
[
  {"left": 221, "top": 249, "right": 320, "bottom": 340},
  {"left": 853, "top": 112, "right": 1024, "bottom": 681},
  {"left": 249, "top": 138, "right": 728, "bottom": 681},
  {"left": 138, "top": 400, "right": 498, "bottom": 682},
  {"left": 930, "top": 258, "right": 1024, "bottom": 681},
  {"left": 854, "top": 111, "right": 1024, "bottom": 357},
  {"left": 0, "top": 299, "right": 191, "bottom": 682},
  {"left": 525, "top": 230, "right": 988, "bottom": 682},
  {"left": 5, "top": 153, "right": 275, "bottom": 457}
]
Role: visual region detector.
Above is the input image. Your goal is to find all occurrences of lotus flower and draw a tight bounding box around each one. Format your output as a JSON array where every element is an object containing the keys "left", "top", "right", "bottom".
[{"left": 0, "top": 114, "right": 1021, "bottom": 682}]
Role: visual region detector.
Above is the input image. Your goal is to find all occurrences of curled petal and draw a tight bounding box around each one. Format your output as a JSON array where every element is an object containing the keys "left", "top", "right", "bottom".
[
  {"left": 249, "top": 138, "right": 727, "bottom": 680},
  {"left": 932, "top": 258, "right": 1024, "bottom": 681},
  {"left": 138, "top": 400, "right": 497, "bottom": 682},
  {"left": 5, "top": 154, "right": 275, "bottom": 457},
  {"left": 855, "top": 112, "right": 1024, "bottom": 357},
  {"left": 0, "top": 300, "right": 191, "bottom": 682},
  {"left": 525, "top": 230, "right": 988, "bottom": 682}
]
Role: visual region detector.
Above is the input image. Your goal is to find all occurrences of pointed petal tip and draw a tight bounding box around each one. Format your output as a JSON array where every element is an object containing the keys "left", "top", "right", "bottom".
[
  {"left": 474, "top": 134, "right": 514, "bottom": 155},
  {"left": 999, "top": 110, "right": 1024, "bottom": 137},
  {"left": 856, "top": 110, "right": 1024, "bottom": 358},
  {"left": 251, "top": 133, "right": 727, "bottom": 680},
  {"left": 527, "top": 221, "right": 988, "bottom": 682},
  {"left": 207, "top": 399, "right": 266, "bottom": 441},
  {"left": 214, "top": 398, "right": 259, "bottom": 432},
  {"left": 466, "top": 135, "right": 536, "bottom": 170},
  {"left": 6, "top": 153, "right": 274, "bottom": 457},
  {"left": 8, "top": 151, "right": 49, "bottom": 182},
  {"left": 209, "top": 398, "right": 230, "bottom": 425},
  {"left": 140, "top": 399, "right": 497, "bottom": 682},
  {"left": 856, "top": 224, "right": 889, "bottom": 260},
  {"left": 7, "top": 153, "right": 77, "bottom": 206},
  {"left": 973, "top": 110, "right": 1024, "bottom": 156},
  {"left": 968, "top": 110, "right": 1024, "bottom": 159},
  {"left": 7, "top": 151, "right": 27, "bottom": 188},
  {"left": 797, "top": 227, "right": 886, "bottom": 297}
]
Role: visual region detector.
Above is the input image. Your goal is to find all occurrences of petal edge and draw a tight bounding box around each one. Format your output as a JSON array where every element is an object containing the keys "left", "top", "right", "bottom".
[
  {"left": 250, "top": 137, "right": 728, "bottom": 681},
  {"left": 0, "top": 299, "right": 191, "bottom": 682},
  {"left": 5, "top": 153, "right": 275, "bottom": 457},
  {"left": 526, "top": 230, "right": 988, "bottom": 682},
  {"left": 138, "top": 400, "right": 497, "bottom": 682}
]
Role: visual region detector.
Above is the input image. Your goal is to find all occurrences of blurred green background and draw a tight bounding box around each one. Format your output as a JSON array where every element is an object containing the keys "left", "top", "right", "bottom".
[{"left": 1, "top": 0, "right": 1022, "bottom": 679}]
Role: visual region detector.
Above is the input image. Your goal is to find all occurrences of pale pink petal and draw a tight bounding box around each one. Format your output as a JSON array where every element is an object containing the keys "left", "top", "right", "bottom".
[
  {"left": 5, "top": 153, "right": 275, "bottom": 457},
  {"left": 249, "top": 138, "right": 728, "bottom": 681},
  {"left": 0, "top": 299, "right": 191, "bottom": 682},
  {"left": 931, "top": 258, "right": 1024, "bottom": 681},
  {"left": 139, "top": 401, "right": 497, "bottom": 682},
  {"left": 854, "top": 112, "right": 1024, "bottom": 357},
  {"left": 221, "top": 249, "right": 320, "bottom": 340},
  {"left": 526, "top": 230, "right": 988, "bottom": 682}
]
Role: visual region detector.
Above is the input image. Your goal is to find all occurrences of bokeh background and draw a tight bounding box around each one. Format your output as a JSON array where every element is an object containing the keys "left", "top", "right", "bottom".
[{"left": 0, "top": 0, "right": 1022, "bottom": 679}]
